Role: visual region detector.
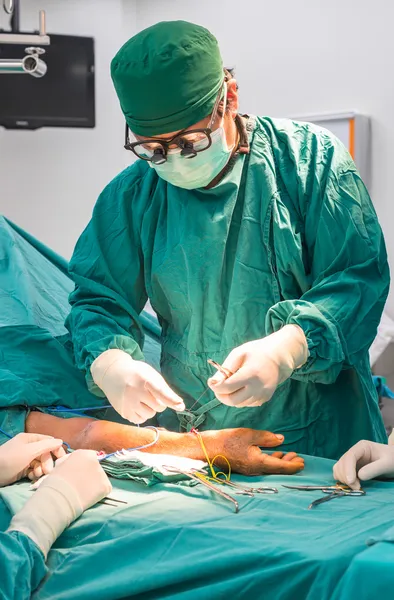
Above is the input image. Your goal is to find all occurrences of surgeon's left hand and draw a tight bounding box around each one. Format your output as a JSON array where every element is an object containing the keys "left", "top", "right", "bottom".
[
  {"left": 208, "top": 325, "right": 308, "bottom": 407},
  {"left": 0, "top": 433, "right": 65, "bottom": 487}
]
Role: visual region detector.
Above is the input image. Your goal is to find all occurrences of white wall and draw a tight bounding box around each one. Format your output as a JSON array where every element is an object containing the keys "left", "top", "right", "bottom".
[
  {"left": 1, "top": 0, "right": 393, "bottom": 314},
  {"left": 134, "top": 0, "right": 394, "bottom": 315},
  {"left": 0, "top": 0, "right": 136, "bottom": 258}
]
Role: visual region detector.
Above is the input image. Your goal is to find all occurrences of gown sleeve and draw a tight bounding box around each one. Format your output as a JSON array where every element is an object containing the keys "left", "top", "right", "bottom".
[
  {"left": 0, "top": 530, "right": 47, "bottom": 599},
  {"left": 266, "top": 124, "right": 389, "bottom": 384},
  {"left": 66, "top": 165, "right": 149, "bottom": 395}
]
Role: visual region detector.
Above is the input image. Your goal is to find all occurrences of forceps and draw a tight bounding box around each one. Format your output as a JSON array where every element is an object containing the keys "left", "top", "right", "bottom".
[
  {"left": 98, "top": 497, "right": 128, "bottom": 508},
  {"left": 164, "top": 465, "right": 240, "bottom": 513},
  {"left": 282, "top": 483, "right": 365, "bottom": 509},
  {"left": 197, "top": 474, "right": 278, "bottom": 496}
]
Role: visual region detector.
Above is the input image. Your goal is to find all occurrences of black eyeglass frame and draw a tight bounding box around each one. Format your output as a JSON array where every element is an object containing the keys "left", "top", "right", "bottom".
[{"left": 123, "top": 80, "right": 226, "bottom": 162}]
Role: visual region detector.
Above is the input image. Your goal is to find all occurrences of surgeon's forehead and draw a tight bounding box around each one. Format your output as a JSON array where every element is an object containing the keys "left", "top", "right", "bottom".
[{"left": 134, "top": 114, "right": 211, "bottom": 141}]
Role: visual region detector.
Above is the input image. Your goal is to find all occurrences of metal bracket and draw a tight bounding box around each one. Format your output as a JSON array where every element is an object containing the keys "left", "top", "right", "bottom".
[
  {"left": 3, "top": 0, "right": 14, "bottom": 15},
  {"left": 0, "top": 9, "right": 50, "bottom": 45}
]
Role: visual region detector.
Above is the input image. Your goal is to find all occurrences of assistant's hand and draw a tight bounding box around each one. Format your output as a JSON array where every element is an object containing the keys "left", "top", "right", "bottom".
[
  {"left": 44, "top": 449, "right": 112, "bottom": 510},
  {"left": 208, "top": 325, "right": 308, "bottom": 407},
  {"left": 91, "top": 349, "right": 185, "bottom": 424},
  {"left": 0, "top": 433, "right": 65, "bottom": 487},
  {"left": 333, "top": 440, "right": 394, "bottom": 490},
  {"left": 8, "top": 450, "right": 112, "bottom": 557},
  {"left": 201, "top": 428, "right": 305, "bottom": 476}
]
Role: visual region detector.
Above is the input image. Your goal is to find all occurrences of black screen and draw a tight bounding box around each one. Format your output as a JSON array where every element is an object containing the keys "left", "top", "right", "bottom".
[{"left": 0, "top": 33, "right": 95, "bottom": 129}]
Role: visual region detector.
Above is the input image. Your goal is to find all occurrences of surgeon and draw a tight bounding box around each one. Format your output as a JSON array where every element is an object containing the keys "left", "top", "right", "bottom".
[
  {"left": 0, "top": 433, "right": 111, "bottom": 599},
  {"left": 67, "top": 20, "right": 389, "bottom": 460}
]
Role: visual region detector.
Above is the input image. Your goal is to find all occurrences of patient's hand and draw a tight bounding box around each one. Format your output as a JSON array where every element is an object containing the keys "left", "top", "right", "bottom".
[
  {"left": 199, "top": 428, "right": 304, "bottom": 476},
  {"left": 26, "top": 412, "right": 304, "bottom": 477}
]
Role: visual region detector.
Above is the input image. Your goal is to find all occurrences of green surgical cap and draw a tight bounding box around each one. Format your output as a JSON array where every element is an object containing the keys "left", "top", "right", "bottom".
[{"left": 111, "top": 20, "right": 224, "bottom": 136}]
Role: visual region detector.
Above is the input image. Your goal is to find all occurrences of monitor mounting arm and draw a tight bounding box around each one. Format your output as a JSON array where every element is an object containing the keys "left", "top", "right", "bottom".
[{"left": 0, "top": 0, "right": 50, "bottom": 77}]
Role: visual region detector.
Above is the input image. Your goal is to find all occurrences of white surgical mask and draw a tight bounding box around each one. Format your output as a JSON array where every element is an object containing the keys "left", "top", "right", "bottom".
[{"left": 150, "top": 115, "right": 234, "bottom": 189}]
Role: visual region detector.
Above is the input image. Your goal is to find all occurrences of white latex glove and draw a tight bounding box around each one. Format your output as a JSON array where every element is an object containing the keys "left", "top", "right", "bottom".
[
  {"left": 0, "top": 433, "right": 65, "bottom": 487},
  {"left": 333, "top": 440, "right": 394, "bottom": 491},
  {"left": 8, "top": 449, "right": 111, "bottom": 557},
  {"left": 208, "top": 325, "right": 308, "bottom": 407},
  {"left": 91, "top": 349, "right": 185, "bottom": 424}
]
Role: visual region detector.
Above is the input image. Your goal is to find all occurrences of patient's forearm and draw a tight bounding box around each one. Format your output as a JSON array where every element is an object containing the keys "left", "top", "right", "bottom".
[
  {"left": 25, "top": 412, "right": 305, "bottom": 475},
  {"left": 26, "top": 412, "right": 93, "bottom": 447},
  {"left": 25, "top": 412, "right": 202, "bottom": 458}
]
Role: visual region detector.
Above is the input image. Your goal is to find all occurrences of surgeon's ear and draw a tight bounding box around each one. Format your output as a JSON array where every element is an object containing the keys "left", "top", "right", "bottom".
[{"left": 226, "top": 79, "right": 239, "bottom": 118}]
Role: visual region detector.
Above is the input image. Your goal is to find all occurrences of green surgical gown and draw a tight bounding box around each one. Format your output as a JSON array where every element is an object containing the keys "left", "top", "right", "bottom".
[
  {"left": 0, "top": 531, "right": 47, "bottom": 599},
  {"left": 67, "top": 117, "right": 389, "bottom": 459}
]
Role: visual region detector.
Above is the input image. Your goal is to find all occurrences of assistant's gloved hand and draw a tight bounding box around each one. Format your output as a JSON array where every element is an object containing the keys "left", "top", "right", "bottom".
[
  {"left": 91, "top": 349, "right": 185, "bottom": 424},
  {"left": 8, "top": 449, "right": 112, "bottom": 557},
  {"left": 208, "top": 325, "right": 308, "bottom": 407},
  {"left": 0, "top": 433, "right": 65, "bottom": 487},
  {"left": 333, "top": 440, "right": 394, "bottom": 490}
]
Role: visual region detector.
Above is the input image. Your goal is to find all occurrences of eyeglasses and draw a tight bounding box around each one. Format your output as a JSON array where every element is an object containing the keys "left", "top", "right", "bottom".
[{"left": 124, "top": 81, "right": 225, "bottom": 165}]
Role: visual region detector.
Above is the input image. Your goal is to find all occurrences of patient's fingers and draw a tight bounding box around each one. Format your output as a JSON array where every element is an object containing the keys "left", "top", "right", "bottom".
[
  {"left": 33, "top": 462, "right": 44, "bottom": 480},
  {"left": 53, "top": 446, "right": 66, "bottom": 460},
  {"left": 40, "top": 452, "right": 55, "bottom": 475}
]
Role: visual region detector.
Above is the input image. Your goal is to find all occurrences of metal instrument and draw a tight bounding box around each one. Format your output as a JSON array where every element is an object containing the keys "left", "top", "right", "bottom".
[
  {"left": 282, "top": 483, "right": 365, "bottom": 509},
  {"left": 181, "top": 358, "right": 235, "bottom": 417},
  {"left": 164, "top": 465, "right": 240, "bottom": 513},
  {"left": 202, "top": 475, "right": 278, "bottom": 496},
  {"left": 207, "top": 358, "right": 234, "bottom": 379},
  {"left": 98, "top": 496, "right": 128, "bottom": 508}
]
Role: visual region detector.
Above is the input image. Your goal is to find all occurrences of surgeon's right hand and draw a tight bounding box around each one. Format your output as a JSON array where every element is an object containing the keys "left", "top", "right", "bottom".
[
  {"left": 333, "top": 440, "right": 394, "bottom": 490},
  {"left": 91, "top": 349, "right": 185, "bottom": 424}
]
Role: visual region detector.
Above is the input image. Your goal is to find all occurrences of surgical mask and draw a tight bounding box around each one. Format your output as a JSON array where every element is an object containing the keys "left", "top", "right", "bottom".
[{"left": 149, "top": 124, "right": 234, "bottom": 190}]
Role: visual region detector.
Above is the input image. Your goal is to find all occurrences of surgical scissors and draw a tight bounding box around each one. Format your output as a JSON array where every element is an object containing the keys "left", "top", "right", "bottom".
[{"left": 282, "top": 483, "right": 365, "bottom": 509}]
